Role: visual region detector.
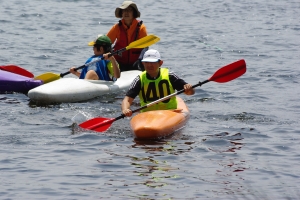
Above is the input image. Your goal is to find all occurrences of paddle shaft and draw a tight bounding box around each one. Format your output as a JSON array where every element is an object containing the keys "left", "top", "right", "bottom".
[
  {"left": 84, "top": 80, "right": 206, "bottom": 130},
  {"left": 59, "top": 47, "right": 126, "bottom": 77},
  {"left": 135, "top": 82, "right": 202, "bottom": 112},
  {"left": 125, "top": 59, "right": 246, "bottom": 116}
]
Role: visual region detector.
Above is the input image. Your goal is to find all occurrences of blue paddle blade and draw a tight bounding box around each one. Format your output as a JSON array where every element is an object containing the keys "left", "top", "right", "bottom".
[{"left": 79, "top": 117, "right": 115, "bottom": 132}]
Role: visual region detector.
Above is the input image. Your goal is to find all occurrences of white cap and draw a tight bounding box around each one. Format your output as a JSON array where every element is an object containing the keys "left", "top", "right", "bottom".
[{"left": 141, "top": 49, "right": 161, "bottom": 62}]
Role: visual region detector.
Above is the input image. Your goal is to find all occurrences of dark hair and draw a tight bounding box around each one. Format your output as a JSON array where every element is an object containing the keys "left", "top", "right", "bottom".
[
  {"left": 132, "top": 7, "right": 138, "bottom": 18},
  {"left": 119, "top": 6, "right": 138, "bottom": 18},
  {"left": 94, "top": 44, "right": 112, "bottom": 53}
]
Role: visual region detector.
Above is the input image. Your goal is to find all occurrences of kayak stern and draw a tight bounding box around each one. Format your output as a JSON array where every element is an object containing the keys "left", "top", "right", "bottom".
[{"left": 130, "top": 97, "right": 190, "bottom": 139}]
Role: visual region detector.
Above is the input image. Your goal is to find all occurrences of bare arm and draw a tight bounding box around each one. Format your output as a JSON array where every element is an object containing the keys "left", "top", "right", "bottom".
[
  {"left": 109, "top": 56, "right": 120, "bottom": 78},
  {"left": 69, "top": 67, "right": 81, "bottom": 78},
  {"left": 122, "top": 96, "right": 134, "bottom": 117},
  {"left": 103, "top": 53, "right": 120, "bottom": 79}
]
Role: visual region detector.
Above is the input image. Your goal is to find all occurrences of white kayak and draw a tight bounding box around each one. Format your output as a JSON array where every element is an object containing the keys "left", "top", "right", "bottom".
[{"left": 28, "top": 70, "right": 141, "bottom": 104}]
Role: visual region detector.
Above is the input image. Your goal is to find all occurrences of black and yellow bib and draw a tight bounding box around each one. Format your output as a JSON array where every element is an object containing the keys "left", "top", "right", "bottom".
[{"left": 138, "top": 68, "right": 177, "bottom": 112}]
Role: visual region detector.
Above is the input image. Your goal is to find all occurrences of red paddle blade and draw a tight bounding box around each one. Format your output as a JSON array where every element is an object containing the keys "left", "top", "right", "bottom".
[
  {"left": 209, "top": 59, "right": 246, "bottom": 83},
  {"left": 0, "top": 65, "right": 34, "bottom": 78},
  {"left": 79, "top": 117, "right": 115, "bottom": 132}
]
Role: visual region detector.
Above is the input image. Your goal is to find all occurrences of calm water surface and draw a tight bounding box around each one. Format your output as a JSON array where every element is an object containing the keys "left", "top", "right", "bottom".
[{"left": 1, "top": 0, "right": 300, "bottom": 199}]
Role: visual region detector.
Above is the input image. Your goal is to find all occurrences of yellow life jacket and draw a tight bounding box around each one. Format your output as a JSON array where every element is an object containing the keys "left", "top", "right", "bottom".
[{"left": 139, "top": 68, "right": 177, "bottom": 112}]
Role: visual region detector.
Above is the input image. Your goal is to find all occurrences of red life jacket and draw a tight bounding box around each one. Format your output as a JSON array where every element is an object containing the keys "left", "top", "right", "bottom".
[{"left": 113, "top": 20, "right": 143, "bottom": 67}]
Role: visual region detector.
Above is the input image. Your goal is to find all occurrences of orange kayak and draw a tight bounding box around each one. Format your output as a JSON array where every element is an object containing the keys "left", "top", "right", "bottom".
[{"left": 130, "top": 96, "right": 190, "bottom": 139}]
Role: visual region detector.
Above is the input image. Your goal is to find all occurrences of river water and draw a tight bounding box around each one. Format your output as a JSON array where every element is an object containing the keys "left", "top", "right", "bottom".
[{"left": 1, "top": 0, "right": 299, "bottom": 199}]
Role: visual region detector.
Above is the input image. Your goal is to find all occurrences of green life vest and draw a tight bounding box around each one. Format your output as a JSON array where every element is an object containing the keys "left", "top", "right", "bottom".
[{"left": 139, "top": 68, "right": 177, "bottom": 112}]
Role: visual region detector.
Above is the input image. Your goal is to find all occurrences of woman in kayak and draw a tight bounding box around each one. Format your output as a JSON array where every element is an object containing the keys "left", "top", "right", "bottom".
[
  {"left": 106, "top": 1, "right": 148, "bottom": 72},
  {"left": 121, "top": 49, "right": 195, "bottom": 117},
  {"left": 69, "top": 35, "right": 120, "bottom": 81}
]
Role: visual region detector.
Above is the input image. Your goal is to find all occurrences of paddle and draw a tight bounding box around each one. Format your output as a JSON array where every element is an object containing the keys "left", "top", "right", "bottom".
[
  {"left": 79, "top": 59, "right": 247, "bottom": 132},
  {"left": 34, "top": 34, "right": 160, "bottom": 84},
  {"left": 0, "top": 65, "right": 34, "bottom": 78}
]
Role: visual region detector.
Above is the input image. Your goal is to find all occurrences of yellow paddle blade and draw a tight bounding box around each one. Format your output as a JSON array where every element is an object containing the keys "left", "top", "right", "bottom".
[
  {"left": 34, "top": 72, "right": 60, "bottom": 84},
  {"left": 126, "top": 34, "right": 160, "bottom": 50}
]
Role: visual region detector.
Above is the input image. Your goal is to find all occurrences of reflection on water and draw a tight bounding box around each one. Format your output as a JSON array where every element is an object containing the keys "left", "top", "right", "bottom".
[
  {"left": 202, "top": 131, "right": 248, "bottom": 196},
  {"left": 128, "top": 136, "right": 194, "bottom": 188},
  {"left": 88, "top": 136, "right": 193, "bottom": 188},
  {"left": 204, "top": 132, "right": 244, "bottom": 153},
  {"left": 0, "top": 96, "right": 21, "bottom": 104}
]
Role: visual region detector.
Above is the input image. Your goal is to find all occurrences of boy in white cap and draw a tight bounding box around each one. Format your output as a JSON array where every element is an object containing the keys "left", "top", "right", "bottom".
[
  {"left": 122, "top": 49, "right": 195, "bottom": 116},
  {"left": 69, "top": 35, "right": 120, "bottom": 80}
]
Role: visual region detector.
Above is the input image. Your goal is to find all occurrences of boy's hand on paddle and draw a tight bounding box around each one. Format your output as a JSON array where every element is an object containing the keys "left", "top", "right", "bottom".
[
  {"left": 122, "top": 109, "right": 133, "bottom": 117},
  {"left": 122, "top": 96, "right": 134, "bottom": 117},
  {"left": 184, "top": 83, "right": 195, "bottom": 95},
  {"left": 69, "top": 67, "right": 76, "bottom": 74},
  {"left": 103, "top": 53, "right": 111, "bottom": 60}
]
